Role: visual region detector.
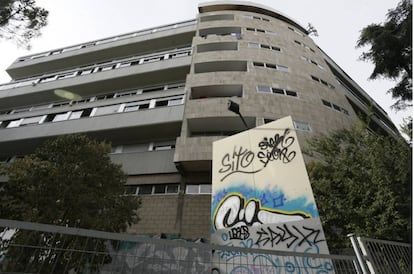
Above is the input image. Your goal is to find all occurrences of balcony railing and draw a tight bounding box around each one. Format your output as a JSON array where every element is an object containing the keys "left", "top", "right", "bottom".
[
  {"left": 0, "top": 48, "right": 192, "bottom": 91},
  {"left": 13, "top": 19, "right": 196, "bottom": 63}
]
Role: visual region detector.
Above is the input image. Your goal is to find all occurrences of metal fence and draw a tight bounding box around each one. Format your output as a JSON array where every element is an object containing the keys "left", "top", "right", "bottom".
[
  {"left": 350, "top": 235, "right": 411, "bottom": 274},
  {"left": 0, "top": 219, "right": 360, "bottom": 274}
]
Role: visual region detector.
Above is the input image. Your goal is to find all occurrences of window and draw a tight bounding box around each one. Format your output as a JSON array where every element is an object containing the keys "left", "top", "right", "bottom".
[
  {"left": 125, "top": 184, "right": 179, "bottom": 195},
  {"left": 53, "top": 112, "right": 70, "bottom": 122},
  {"left": 311, "top": 75, "right": 334, "bottom": 89},
  {"left": 93, "top": 104, "right": 120, "bottom": 116},
  {"left": 20, "top": 116, "right": 44, "bottom": 126},
  {"left": 151, "top": 140, "right": 175, "bottom": 151},
  {"left": 6, "top": 119, "right": 22, "bottom": 128},
  {"left": 57, "top": 71, "right": 77, "bottom": 80},
  {"left": 200, "top": 184, "right": 212, "bottom": 194},
  {"left": 285, "top": 90, "right": 298, "bottom": 97},
  {"left": 277, "top": 65, "right": 289, "bottom": 72},
  {"left": 138, "top": 185, "right": 153, "bottom": 195},
  {"left": 166, "top": 184, "right": 179, "bottom": 194},
  {"left": 322, "top": 100, "right": 332, "bottom": 107},
  {"left": 153, "top": 185, "right": 166, "bottom": 194},
  {"left": 186, "top": 184, "right": 212, "bottom": 194},
  {"left": 247, "top": 42, "right": 260, "bottom": 48},
  {"left": 257, "top": 86, "right": 298, "bottom": 97},
  {"left": 322, "top": 100, "right": 349, "bottom": 115},
  {"left": 69, "top": 111, "right": 83, "bottom": 120},
  {"left": 332, "top": 104, "right": 341, "bottom": 111},
  {"left": 257, "top": 85, "right": 271, "bottom": 93},
  {"left": 253, "top": 62, "right": 288, "bottom": 72},
  {"left": 294, "top": 121, "right": 311, "bottom": 131},
  {"left": 167, "top": 97, "right": 183, "bottom": 106},
  {"left": 272, "top": 88, "right": 284, "bottom": 94},
  {"left": 123, "top": 101, "right": 150, "bottom": 112},
  {"left": 124, "top": 186, "right": 138, "bottom": 195}
]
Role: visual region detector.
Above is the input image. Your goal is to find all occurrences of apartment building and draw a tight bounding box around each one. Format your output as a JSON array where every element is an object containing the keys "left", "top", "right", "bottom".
[{"left": 0, "top": 1, "right": 398, "bottom": 240}]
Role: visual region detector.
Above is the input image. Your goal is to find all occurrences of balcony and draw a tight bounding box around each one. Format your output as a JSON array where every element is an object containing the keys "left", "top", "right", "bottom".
[
  {"left": 0, "top": 48, "right": 192, "bottom": 110},
  {"left": 7, "top": 20, "right": 196, "bottom": 79},
  {"left": 0, "top": 105, "right": 184, "bottom": 156}
]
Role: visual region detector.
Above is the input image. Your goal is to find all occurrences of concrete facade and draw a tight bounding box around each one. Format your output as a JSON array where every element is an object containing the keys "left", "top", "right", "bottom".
[{"left": 0, "top": 2, "right": 398, "bottom": 240}]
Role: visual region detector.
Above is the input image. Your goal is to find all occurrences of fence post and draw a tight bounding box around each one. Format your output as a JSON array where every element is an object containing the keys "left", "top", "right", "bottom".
[{"left": 348, "top": 233, "right": 370, "bottom": 274}]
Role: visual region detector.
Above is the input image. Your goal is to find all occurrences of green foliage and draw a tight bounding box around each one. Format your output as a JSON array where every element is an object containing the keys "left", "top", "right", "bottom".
[
  {"left": 357, "top": 0, "right": 412, "bottom": 110},
  {"left": 0, "top": 134, "right": 140, "bottom": 272},
  {"left": 306, "top": 127, "right": 411, "bottom": 251},
  {"left": 0, "top": 0, "right": 48, "bottom": 49},
  {"left": 400, "top": 116, "right": 413, "bottom": 144}
]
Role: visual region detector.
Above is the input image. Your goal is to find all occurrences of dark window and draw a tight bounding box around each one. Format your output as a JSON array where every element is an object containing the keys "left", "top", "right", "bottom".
[
  {"left": 124, "top": 186, "right": 138, "bottom": 195},
  {"left": 154, "top": 185, "right": 166, "bottom": 194},
  {"left": 333, "top": 104, "right": 341, "bottom": 111},
  {"left": 266, "top": 63, "right": 277, "bottom": 69},
  {"left": 138, "top": 185, "right": 153, "bottom": 195},
  {"left": 285, "top": 90, "right": 297, "bottom": 97},
  {"left": 322, "top": 100, "right": 332, "bottom": 107},
  {"left": 272, "top": 88, "right": 284, "bottom": 94}
]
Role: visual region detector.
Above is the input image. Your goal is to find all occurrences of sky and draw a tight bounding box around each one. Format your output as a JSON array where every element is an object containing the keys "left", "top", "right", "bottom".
[{"left": 0, "top": 0, "right": 411, "bottom": 129}]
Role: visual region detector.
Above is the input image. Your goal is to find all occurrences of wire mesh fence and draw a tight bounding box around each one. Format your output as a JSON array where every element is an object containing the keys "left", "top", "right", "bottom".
[{"left": 1, "top": 219, "right": 360, "bottom": 273}]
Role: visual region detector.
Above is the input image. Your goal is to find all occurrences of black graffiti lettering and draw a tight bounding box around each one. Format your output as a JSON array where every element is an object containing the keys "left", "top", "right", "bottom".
[
  {"left": 219, "top": 154, "right": 232, "bottom": 174},
  {"left": 228, "top": 226, "right": 250, "bottom": 240},
  {"left": 255, "top": 224, "right": 298, "bottom": 248},
  {"left": 255, "top": 224, "right": 324, "bottom": 249},
  {"left": 219, "top": 146, "right": 262, "bottom": 182},
  {"left": 218, "top": 129, "right": 297, "bottom": 181},
  {"left": 293, "top": 225, "right": 325, "bottom": 247},
  {"left": 257, "top": 129, "right": 296, "bottom": 166}
]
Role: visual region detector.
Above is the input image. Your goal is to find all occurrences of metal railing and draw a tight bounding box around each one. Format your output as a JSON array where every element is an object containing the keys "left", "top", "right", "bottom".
[
  {"left": 350, "top": 234, "right": 412, "bottom": 274},
  {"left": 0, "top": 219, "right": 359, "bottom": 273},
  {"left": 14, "top": 19, "right": 196, "bottom": 63}
]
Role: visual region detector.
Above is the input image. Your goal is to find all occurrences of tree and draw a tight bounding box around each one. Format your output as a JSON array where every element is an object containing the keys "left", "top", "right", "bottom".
[
  {"left": 0, "top": 0, "right": 48, "bottom": 49},
  {"left": 400, "top": 116, "right": 413, "bottom": 144},
  {"left": 0, "top": 134, "right": 140, "bottom": 272},
  {"left": 306, "top": 127, "right": 411, "bottom": 251},
  {"left": 357, "top": 0, "right": 412, "bottom": 111}
]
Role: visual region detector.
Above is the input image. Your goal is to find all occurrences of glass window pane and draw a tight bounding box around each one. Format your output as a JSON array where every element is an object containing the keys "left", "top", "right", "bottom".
[
  {"left": 285, "top": 90, "right": 297, "bottom": 97},
  {"left": 166, "top": 184, "right": 179, "bottom": 194},
  {"left": 248, "top": 42, "right": 260, "bottom": 48},
  {"left": 153, "top": 184, "right": 166, "bottom": 194},
  {"left": 257, "top": 85, "right": 271, "bottom": 93},
  {"left": 94, "top": 104, "right": 120, "bottom": 116},
  {"left": 21, "top": 116, "right": 43, "bottom": 125},
  {"left": 69, "top": 111, "right": 83, "bottom": 120},
  {"left": 138, "top": 185, "right": 153, "bottom": 195},
  {"left": 186, "top": 185, "right": 199, "bottom": 194},
  {"left": 124, "top": 186, "right": 138, "bottom": 195},
  {"left": 272, "top": 88, "right": 284, "bottom": 94},
  {"left": 277, "top": 65, "right": 289, "bottom": 72},
  {"left": 6, "top": 120, "right": 21, "bottom": 128},
  {"left": 199, "top": 184, "right": 212, "bottom": 194},
  {"left": 53, "top": 112, "right": 71, "bottom": 122}
]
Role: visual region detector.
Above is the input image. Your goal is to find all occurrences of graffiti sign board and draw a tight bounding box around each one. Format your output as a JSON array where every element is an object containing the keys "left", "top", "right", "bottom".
[{"left": 211, "top": 116, "right": 329, "bottom": 255}]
